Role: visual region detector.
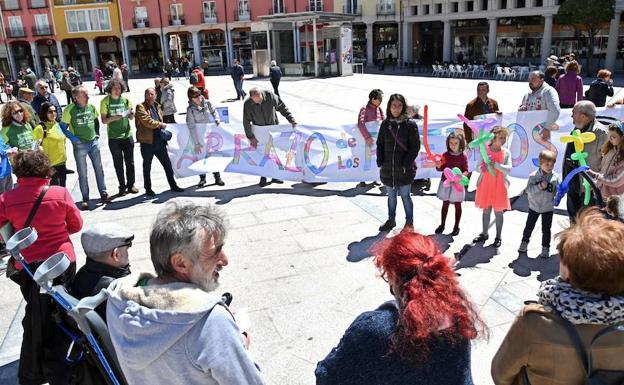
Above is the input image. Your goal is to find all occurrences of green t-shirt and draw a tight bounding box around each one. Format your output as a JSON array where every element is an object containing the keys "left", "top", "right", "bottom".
[
  {"left": 61, "top": 103, "right": 98, "bottom": 142},
  {"left": 100, "top": 95, "right": 133, "bottom": 140},
  {"left": 1, "top": 121, "right": 34, "bottom": 150}
]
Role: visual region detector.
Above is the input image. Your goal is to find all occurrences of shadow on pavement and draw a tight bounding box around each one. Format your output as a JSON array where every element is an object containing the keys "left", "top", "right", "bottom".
[
  {"left": 454, "top": 243, "right": 498, "bottom": 269},
  {"left": 429, "top": 233, "right": 454, "bottom": 253},
  {"left": 508, "top": 252, "right": 560, "bottom": 281},
  {"left": 346, "top": 232, "right": 387, "bottom": 263},
  {"left": 0, "top": 360, "right": 18, "bottom": 384}
]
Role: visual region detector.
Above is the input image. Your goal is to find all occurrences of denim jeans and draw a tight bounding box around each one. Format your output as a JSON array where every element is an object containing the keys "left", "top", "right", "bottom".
[
  {"left": 387, "top": 184, "right": 413, "bottom": 224},
  {"left": 73, "top": 139, "right": 107, "bottom": 201},
  {"left": 140, "top": 142, "right": 177, "bottom": 191},
  {"left": 234, "top": 79, "right": 245, "bottom": 98}
]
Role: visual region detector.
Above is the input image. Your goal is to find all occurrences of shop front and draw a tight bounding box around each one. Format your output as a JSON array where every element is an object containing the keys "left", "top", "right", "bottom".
[
  {"left": 10, "top": 41, "right": 33, "bottom": 72},
  {"left": 127, "top": 34, "right": 162, "bottom": 73},
  {"left": 452, "top": 19, "right": 488, "bottom": 63},
  {"left": 62, "top": 38, "right": 91, "bottom": 74},
  {"left": 96, "top": 36, "right": 122, "bottom": 66},
  {"left": 231, "top": 28, "right": 252, "bottom": 67},
  {"left": 199, "top": 29, "right": 227, "bottom": 68},
  {"left": 373, "top": 23, "right": 398, "bottom": 65},
  {"left": 36, "top": 39, "right": 60, "bottom": 69}
]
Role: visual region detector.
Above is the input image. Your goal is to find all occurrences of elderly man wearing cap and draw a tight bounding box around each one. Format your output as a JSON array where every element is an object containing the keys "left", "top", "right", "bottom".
[
  {"left": 18, "top": 87, "right": 40, "bottom": 128},
  {"left": 72, "top": 222, "right": 133, "bottom": 320}
]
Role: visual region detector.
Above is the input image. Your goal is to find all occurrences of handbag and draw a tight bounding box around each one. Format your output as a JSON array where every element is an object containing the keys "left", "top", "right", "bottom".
[
  {"left": 159, "top": 128, "right": 172, "bottom": 141},
  {"left": 5, "top": 185, "right": 49, "bottom": 278}
]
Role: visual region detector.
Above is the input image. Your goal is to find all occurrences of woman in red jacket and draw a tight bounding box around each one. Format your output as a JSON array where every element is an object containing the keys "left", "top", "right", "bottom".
[{"left": 0, "top": 150, "right": 82, "bottom": 385}]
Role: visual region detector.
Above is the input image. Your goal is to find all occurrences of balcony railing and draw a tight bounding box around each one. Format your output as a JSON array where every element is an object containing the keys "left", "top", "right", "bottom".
[
  {"left": 268, "top": 6, "right": 287, "bottom": 14},
  {"left": 132, "top": 18, "right": 149, "bottom": 28},
  {"left": 6, "top": 28, "right": 25, "bottom": 38},
  {"left": 1, "top": 0, "right": 21, "bottom": 10},
  {"left": 343, "top": 4, "right": 361, "bottom": 14},
  {"left": 28, "top": 0, "right": 46, "bottom": 8},
  {"left": 306, "top": 4, "right": 323, "bottom": 11},
  {"left": 32, "top": 25, "right": 52, "bottom": 35},
  {"left": 202, "top": 11, "right": 217, "bottom": 23},
  {"left": 53, "top": 0, "right": 111, "bottom": 4},
  {"left": 168, "top": 16, "right": 184, "bottom": 26},
  {"left": 377, "top": 3, "right": 395, "bottom": 15},
  {"left": 236, "top": 8, "right": 250, "bottom": 21}
]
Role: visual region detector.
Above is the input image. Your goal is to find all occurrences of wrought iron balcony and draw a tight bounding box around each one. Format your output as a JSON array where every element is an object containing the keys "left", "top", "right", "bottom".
[
  {"left": 343, "top": 4, "right": 361, "bottom": 14},
  {"left": 168, "top": 16, "right": 185, "bottom": 26},
  {"left": 236, "top": 8, "right": 250, "bottom": 21},
  {"left": 202, "top": 11, "right": 217, "bottom": 24},
  {"left": 268, "top": 5, "right": 287, "bottom": 14},
  {"left": 306, "top": 4, "right": 324, "bottom": 11},
  {"left": 6, "top": 28, "right": 26, "bottom": 38},
  {"left": 32, "top": 25, "right": 53, "bottom": 36},
  {"left": 376, "top": 2, "right": 395, "bottom": 15},
  {"left": 132, "top": 18, "right": 149, "bottom": 28}
]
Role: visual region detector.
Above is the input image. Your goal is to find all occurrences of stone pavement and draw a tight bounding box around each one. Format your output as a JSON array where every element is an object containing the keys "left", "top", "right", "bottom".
[{"left": 0, "top": 73, "right": 617, "bottom": 385}]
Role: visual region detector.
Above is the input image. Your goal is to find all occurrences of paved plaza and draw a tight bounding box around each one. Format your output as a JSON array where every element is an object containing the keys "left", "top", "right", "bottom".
[{"left": 0, "top": 73, "right": 618, "bottom": 385}]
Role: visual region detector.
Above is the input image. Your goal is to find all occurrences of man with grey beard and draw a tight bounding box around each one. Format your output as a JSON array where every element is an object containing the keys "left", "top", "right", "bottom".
[
  {"left": 562, "top": 101, "right": 607, "bottom": 221},
  {"left": 106, "top": 202, "right": 265, "bottom": 385}
]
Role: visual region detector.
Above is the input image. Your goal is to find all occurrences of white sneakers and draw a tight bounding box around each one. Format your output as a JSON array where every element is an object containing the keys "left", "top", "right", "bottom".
[{"left": 518, "top": 241, "right": 550, "bottom": 258}]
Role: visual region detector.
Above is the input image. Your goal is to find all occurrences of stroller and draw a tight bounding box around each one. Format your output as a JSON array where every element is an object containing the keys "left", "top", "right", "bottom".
[{"left": 6, "top": 227, "right": 128, "bottom": 385}]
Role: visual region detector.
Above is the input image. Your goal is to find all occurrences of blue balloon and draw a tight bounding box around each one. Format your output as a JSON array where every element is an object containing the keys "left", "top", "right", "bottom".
[{"left": 554, "top": 165, "right": 590, "bottom": 206}]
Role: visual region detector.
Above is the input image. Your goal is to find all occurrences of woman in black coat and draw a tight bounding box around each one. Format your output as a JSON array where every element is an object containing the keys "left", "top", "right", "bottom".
[
  {"left": 376, "top": 94, "right": 420, "bottom": 233},
  {"left": 585, "top": 69, "right": 614, "bottom": 107}
]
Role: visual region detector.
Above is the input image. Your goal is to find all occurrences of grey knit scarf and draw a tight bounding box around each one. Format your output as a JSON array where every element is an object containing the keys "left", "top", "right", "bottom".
[{"left": 538, "top": 277, "right": 624, "bottom": 325}]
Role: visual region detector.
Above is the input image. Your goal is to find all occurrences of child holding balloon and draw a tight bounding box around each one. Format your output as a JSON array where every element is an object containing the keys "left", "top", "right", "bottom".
[
  {"left": 434, "top": 132, "right": 468, "bottom": 235},
  {"left": 473, "top": 126, "right": 512, "bottom": 248},
  {"left": 588, "top": 121, "right": 624, "bottom": 199},
  {"left": 518, "top": 150, "right": 560, "bottom": 257}
]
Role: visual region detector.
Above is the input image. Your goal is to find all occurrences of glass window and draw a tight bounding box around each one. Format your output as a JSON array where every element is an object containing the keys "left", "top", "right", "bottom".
[
  {"left": 203, "top": 1, "right": 216, "bottom": 17},
  {"left": 8, "top": 16, "right": 22, "bottom": 34},
  {"left": 273, "top": 0, "right": 284, "bottom": 13},
  {"left": 170, "top": 3, "right": 183, "bottom": 19},
  {"left": 34, "top": 14, "right": 48, "bottom": 32},
  {"left": 135, "top": 6, "right": 147, "bottom": 21},
  {"left": 4, "top": 0, "right": 19, "bottom": 10},
  {"left": 98, "top": 9, "right": 111, "bottom": 29},
  {"left": 66, "top": 9, "right": 110, "bottom": 32}
]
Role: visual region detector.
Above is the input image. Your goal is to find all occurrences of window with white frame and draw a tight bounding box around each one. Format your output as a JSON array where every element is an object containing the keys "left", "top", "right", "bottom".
[
  {"left": 34, "top": 14, "right": 50, "bottom": 34},
  {"left": 202, "top": 1, "right": 216, "bottom": 18},
  {"left": 134, "top": 6, "right": 147, "bottom": 22},
  {"left": 308, "top": 0, "right": 322, "bottom": 11},
  {"left": 345, "top": 0, "right": 359, "bottom": 13},
  {"left": 273, "top": 0, "right": 284, "bottom": 13},
  {"left": 66, "top": 8, "right": 111, "bottom": 32},
  {"left": 3, "top": 0, "right": 19, "bottom": 10},
  {"left": 8, "top": 16, "right": 23, "bottom": 36},
  {"left": 238, "top": 0, "right": 249, "bottom": 14},
  {"left": 170, "top": 3, "right": 183, "bottom": 21}
]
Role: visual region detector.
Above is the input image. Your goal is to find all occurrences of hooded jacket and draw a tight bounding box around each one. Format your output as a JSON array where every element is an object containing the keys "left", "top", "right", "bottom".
[
  {"left": 376, "top": 117, "right": 420, "bottom": 187},
  {"left": 106, "top": 273, "right": 266, "bottom": 385},
  {"left": 186, "top": 97, "right": 218, "bottom": 146},
  {"left": 524, "top": 168, "right": 561, "bottom": 213},
  {"left": 585, "top": 78, "right": 614, "bottom": 108},
  {"left": 159, "top": 83, "right": 177, "bottom": 116}
]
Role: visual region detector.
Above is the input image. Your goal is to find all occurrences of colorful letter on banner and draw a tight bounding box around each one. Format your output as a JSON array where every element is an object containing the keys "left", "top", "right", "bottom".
[{"left": 165, "top": 107, "right": 624, "bottom": 182}]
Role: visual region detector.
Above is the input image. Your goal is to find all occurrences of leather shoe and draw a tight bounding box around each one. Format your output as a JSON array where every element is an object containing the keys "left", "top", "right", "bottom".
[
  {"left": 493, "top": 238, "right": 502, "bottom": 248},
  {"left": 145, "top": 189, "right": 156, "bottom": 196},
  {"left": 259, "top": 177, "right": 268, "bottom": 187},
  {"left": 434, "top": 225, "right": 444, "bottom": 234},
  {"left": 451, "top": 227, "right": 460, "bottom": 236},
  {"left": 379, "top": 219, "right": 396, "bottom": 232},
  {"left": 171, "top": 186, "right": 184, "bottom": 193},
  {"left": 473, "top": 233, "right": 489, "bottom": 243},
  {"left": 127, "top": 186, "right": 139, "bottom": 194}
]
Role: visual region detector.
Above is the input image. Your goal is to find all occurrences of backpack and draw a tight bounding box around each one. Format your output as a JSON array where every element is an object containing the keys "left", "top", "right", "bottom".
[
  {"left": 523, "top": 309, "right": 624, "bottom": 385},
  {"left": 189, "top": 71, "right": 199, "bottom": 85}
]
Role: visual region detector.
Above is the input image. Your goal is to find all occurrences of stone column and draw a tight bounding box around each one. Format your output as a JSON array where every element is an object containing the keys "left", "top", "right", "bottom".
[
  {"left": 487, "top": 17, "right": 497, "bottom": 63},
  {"left": 312, "top": 18, "right": 318, "bottom": 77},
  {"left": 30, "top": 41, "right": 43, "bottom": 76},
  {"left": 266, "top": 27, "right": 271, "bottom": 61},
  {"left": 6, "top": 45, "right": 16, "bottom": 79},
  {"left": 87, "top": 38, "right": 98, "bottom": 71},
  {"left": 192, "top": 31, "right": 202, "bottom": 66},
  {"left": 606, "top": 11, "right": 622, "bottom": 72},
  {"left": 160, "top": 34, "right": 170, "bottom": 63},
  {"left": 55, "top": 40, "right": 67, "bottom": 69},
  {"left": 540, "top": 14, "right": 553, "bottom": 64},
  {"left": 442, "top": 20, "right": 451, "bottom": 62},
  {"left": 292, "top": 22, "right": 299, "bottom": 63},
  {"left": 123, "top": 36, "right": 132, "bottom": 74},
  {"left": 402, "top": 21, "right": 413, "bottom": 64},
  {"left": 366, "top": 22, "right": 373, "bottom": 66}
]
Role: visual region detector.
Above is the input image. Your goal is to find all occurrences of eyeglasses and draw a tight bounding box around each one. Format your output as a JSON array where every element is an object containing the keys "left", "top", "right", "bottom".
[
  {"left": 192, "top": 94, "right": 201, "bottom": 99},
  {"left": 12, "top": 109, "right": 23, "bottom": 115}
]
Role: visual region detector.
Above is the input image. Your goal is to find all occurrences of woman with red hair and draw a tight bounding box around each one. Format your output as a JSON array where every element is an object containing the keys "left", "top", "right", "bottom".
[{"left": 315, "top": 232, "right": 484, "bottom": 385}]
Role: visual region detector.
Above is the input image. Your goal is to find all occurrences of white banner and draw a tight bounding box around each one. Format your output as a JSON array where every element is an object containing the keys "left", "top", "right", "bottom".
[{"left": 166, "top": 107, "right": 624, "bottom": 182}]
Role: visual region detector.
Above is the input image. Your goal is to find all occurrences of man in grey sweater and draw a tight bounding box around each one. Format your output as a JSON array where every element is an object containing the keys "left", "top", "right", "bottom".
[
  {"left": 519, "top": 71, "right": 561, "bottom": 141},
  {"left": 242, "top": 87, "right": 297, "bottom": 187}
]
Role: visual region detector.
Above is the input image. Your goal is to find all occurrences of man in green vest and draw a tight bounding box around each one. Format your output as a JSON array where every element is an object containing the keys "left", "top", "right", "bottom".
[
  {"left": 101, "top": 79, "right": 137, "bottom": 197},
  {"left": 61, "top": 85, "right": 110, "bottom": 210}
]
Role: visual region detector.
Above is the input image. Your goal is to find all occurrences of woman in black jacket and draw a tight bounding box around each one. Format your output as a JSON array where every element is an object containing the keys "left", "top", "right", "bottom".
[
  {"left": 376, "top": 94, "right": 420, "bottom": 232},
  {"left": 585, "top": 69, "right": 614, "bottom": 107}
]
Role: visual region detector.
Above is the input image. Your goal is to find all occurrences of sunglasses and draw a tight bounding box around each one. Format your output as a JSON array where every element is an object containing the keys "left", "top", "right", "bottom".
[{"left": 12, "top": 109, "right": 23, "bottom": 115}]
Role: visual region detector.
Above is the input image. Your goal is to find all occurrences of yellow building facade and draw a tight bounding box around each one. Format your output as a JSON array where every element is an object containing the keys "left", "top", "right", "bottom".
[{"left": 50, "top": 0, "right": 125, "bottom": 74}]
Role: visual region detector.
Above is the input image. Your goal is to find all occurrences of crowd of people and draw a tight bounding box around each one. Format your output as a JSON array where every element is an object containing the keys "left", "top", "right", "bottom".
[{"left": 0, "top": 59, "right": 621, "bottom": 385}]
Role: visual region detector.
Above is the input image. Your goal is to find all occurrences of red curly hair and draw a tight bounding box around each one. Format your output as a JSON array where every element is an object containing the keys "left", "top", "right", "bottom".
[{"left": 374, "top": 232, "right": 485, "bottom": 362}]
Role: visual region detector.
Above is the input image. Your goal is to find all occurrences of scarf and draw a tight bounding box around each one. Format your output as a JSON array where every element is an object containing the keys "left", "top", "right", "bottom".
[{"left": 538, "top": 277, "right": 624, "bottom": 325}]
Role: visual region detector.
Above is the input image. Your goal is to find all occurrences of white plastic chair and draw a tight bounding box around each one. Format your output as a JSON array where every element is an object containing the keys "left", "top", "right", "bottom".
[
  {"left": 495, "top": 66, "right": 505, "bottom": 80},
  {"left": 448, "top": 64, "right": 458, "bottom": 77},
  {"left": 504, "top": 67, "right": 516, "bottom": 81}
]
